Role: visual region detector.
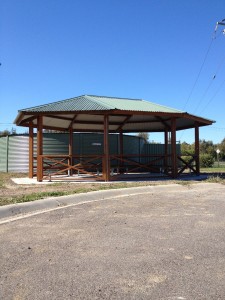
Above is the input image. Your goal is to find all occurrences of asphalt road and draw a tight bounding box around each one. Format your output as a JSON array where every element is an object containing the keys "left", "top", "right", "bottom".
[{"left": 0, "top": 183, "right": 225, "bottom": 300}]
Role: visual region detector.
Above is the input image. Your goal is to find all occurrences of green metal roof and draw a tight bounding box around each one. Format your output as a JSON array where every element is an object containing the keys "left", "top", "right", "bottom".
[
  {"left": 15, "top": 94, "right": 214, "bottom": 132},
  {"left": 20, "top": 95, "right": 184, "bottom": 113}
]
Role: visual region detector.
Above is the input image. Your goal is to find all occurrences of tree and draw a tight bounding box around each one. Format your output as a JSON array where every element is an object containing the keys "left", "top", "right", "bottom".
[
  {"left": 137, "top": 132, "right": 149, "bottom": 143},
  {"left": 180, "top": 142, "right": 194, "bottom": 155},
  {"left": 200, "top": 154, "right": 214, "bottom": 168},
  {"left": 11, "top": 127, "right": 17, "bottom": 135},
  {"left": 199, "top": 139, "right": 216, "bottom": 159},
  {"left": 0, "top": 127, "right": 17, "bottom": 137},
  {"left": 218, "top": 138, "right": 225, "bottom": 160},
  {"left": 0, "top": 129, "right": 11, "bottom": 137}
]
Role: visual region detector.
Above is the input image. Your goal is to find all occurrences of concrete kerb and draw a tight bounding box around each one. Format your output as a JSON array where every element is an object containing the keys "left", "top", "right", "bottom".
[
  {"left": 0, "top": 182, "right": 220, "bottom": 224},
  {"left": 0, "top": 184, "right": 189, "bottom": 222}
]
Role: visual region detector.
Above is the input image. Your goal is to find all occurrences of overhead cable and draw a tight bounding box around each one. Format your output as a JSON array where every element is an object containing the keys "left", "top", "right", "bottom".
[
  {"left": 201, "top": 78, "right": 225, "bottom": 113},
  {"left": 182, "top": 37, "right": 215, "bottom": 111},
  {"left": 193, "top": 49, "right": 225, "bottom": 113}
]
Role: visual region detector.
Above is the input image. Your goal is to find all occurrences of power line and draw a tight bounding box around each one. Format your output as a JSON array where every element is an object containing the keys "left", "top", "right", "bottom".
[
  {"left": 201, "top": 78, "right": 225, "bottom": 113},
  {"left": 179, "top": 20, "right": 225, "bottom": 141},
  {"left": 193, "top": 48, "right": 225, "bottom": 114},
  {"left": 182, "top": 37, "right": 215, "bottom": 111},
  {"left": 193, "top": 74, "right": 216, "bottom": 113},
  {"left": 183, "top": 20, "right": 225, "bottom": 112}
]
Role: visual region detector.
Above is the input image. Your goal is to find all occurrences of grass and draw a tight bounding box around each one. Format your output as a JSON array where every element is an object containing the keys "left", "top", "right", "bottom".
[
  {"left": 201, "top": 161, "right": 225, "bottom": 173},
  {"left": 0, "top": 171, "right": 225, "bottom": 207},
  {"left": 12, "top": 183, "right": 135, "bottom": 204},
  {"left": 205, "top": 175, "right": 225, "bottom": 184},
  {"left": 201, "top": 167, "right": 225, "bottom": 173},
  {"left": 0, "top": 173, "right": 157, "bottom": 206}
]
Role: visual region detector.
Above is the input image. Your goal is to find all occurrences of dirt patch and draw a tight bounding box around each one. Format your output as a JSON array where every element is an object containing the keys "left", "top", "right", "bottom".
[
  {"left": 0, "top": 172, "right": 224, "bottom": 207},
  {"left": 0, "top": 172, "right": 174, "bottom": 206}
]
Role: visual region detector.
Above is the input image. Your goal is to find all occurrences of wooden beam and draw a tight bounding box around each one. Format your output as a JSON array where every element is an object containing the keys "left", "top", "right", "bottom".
[
  {"left": 119, "top": 129, "right": 124, "bottom": 171},
  {"left": 20, "top": 116, "right": 38, "bottom": 126},
  {"left": 195, "top": 122, "right": 200, "bottom": 175},
  {"left": 155, "top": 116, "right": 171, "bottom": 130},
  {"left": 68, "top": 114, "right": 78, "bottom": 129},
  {"left": 164, "top": 129, "right": 168, "bottom": 173},
  {"left": 117, "top": 115, "right": 132, "bottom": 131},
  {"left": 171, "top": 118, "right": 177, "bottom": 178},
  {"left": 103, "top": 114, "right": 110, "bottom": 181},
  {"left": 69, "top": 120, "right": 116, "bottom": 125},
  {"left": 46, "top": 115, "right": 74, "bottom": 121},
  {"left": 37, "top": 116, "right": 43, "bottom": 182},
  {"left": 68, "top": 127, "right": 73, "bottom": 176},
  {"left": 29, "top": 123, "right": 34, "bottom": 178}
]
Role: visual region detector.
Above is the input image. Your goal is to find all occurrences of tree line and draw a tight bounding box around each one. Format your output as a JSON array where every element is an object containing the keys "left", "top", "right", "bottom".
[
  {"left": 181, "top": 139, "right": 225, "bottom": 160},
  {"left": 181, "top": 138, "right": 225, "bottom": 168}
]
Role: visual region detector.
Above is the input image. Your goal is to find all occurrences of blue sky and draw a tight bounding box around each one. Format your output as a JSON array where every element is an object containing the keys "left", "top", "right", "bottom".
[{"left": 1, "top": 0, "right": 225, "bottom": 144}]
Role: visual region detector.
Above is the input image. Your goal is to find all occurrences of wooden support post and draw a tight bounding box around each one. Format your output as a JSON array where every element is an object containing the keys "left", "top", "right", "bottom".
[
  {"left": 119, "top": 129, "right": 124, "bottom": 172},
  {"left": 37, "top": 116, "right": 43, "bottom": 182},
  {"left": 29, "top": 123, "right": 34, "bottom": 178},
  {"left": 103, "top": 114, "right": 110, "bottom": 181},
  {"left": 195, "top": 122, "right": 200, "bottom": 175},
  {"left": 69, "top": 127, "right": 73, "bottom": 176},
  {"left": 164, "top": 129, "right": 168, "bottom": 173},
  {"left": 171, "top": 118, "right": 177, "bottom": 178}
]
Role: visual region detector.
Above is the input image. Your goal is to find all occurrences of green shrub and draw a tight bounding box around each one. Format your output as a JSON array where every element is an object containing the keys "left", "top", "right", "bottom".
[{"left": 200, "top": 154, "right": 214, "bottom": 168}]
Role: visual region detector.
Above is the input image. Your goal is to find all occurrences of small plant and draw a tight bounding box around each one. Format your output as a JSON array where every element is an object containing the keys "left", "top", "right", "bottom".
[
  {"left": 206, "top": 175, "right": 225, "bottom": 183},
  {"left": 200, "top": 154, "right": 214, "bottom": 168}
]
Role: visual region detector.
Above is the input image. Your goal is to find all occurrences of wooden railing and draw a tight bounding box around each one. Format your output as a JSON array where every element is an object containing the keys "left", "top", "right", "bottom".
[
  {"left": 35, "top": 153, "right": 199, "bottom": 181},
  {"left": 37, "top": 154, "right": 104, "bottom": 181},
  {"left": 177, "top": 155, "right": 199, "bottom": 175}
]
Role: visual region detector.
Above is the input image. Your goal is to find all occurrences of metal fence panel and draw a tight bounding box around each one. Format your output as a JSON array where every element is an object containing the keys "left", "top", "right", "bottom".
[
  {"left": 8, "top": 136, "right": 29, "bottom": 172},
  {"left": 0, "top": 137, "right": 8, "bottom": 172},
  {"left": 0, "top": 134, "right": 179, "bottom": 173}
]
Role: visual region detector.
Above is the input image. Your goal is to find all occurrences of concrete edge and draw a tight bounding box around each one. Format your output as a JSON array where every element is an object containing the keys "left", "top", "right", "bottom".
[{"left": 0, "top": 182, "right": 223, "bottom": 221}]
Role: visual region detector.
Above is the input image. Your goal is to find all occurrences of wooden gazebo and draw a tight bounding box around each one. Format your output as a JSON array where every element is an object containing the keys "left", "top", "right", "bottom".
[{"left": 14, "top": 95, "right": 214, "bottom": 181}]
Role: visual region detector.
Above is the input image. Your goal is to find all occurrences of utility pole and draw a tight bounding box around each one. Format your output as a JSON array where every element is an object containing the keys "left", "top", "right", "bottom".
[{"left": 215, "top": 18, "right": 225, "bottom": 33}]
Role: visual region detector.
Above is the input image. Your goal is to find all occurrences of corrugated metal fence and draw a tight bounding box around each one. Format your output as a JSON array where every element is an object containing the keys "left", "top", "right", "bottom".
[{"left": 0, "top": 133, "right": 180, "bottom": 173}]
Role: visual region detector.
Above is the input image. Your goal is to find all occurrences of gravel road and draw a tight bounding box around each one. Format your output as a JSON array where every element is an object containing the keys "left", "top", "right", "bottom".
[{"left": 0, "top": 183, "right": 225, "bottom": 300}]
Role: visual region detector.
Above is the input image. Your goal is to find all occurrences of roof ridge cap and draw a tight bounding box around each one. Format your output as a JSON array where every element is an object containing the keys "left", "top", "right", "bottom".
[
  {"left": 85, "top": 95, "right": 116, "bottom": 109},
  {"left": 141, "top": 99, "right": 184, "bottom": 113},
  {"left": 86, "top": 95, "right": 143, "bottom": 101}
]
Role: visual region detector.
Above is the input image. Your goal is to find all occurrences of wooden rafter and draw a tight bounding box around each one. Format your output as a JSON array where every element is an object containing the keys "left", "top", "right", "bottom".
[
  {"left": 68, "top": 114, "right": 78, "bottom": 129},
  {"left": 45, "top": 115, "right": 74, "bottom": 121},
  {"left": 20, "top": 116, "right": 38, "bottom": 125},
  {"left": 155, "top": 116, "right": 171, "bottom": 130},
  {"left": 116, "top": 115, "right": 132, "bottom": 131}
]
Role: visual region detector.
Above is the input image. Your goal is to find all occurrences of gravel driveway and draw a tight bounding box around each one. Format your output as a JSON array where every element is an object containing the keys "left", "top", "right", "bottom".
[{"left": 0, "top": 183, "right": 225, "bottom": 300}]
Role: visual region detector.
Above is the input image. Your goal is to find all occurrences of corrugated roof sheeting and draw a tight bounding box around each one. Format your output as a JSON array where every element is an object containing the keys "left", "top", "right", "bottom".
[
  {"left": 77, "top": 114, "right": 104, "bottom": 122},
  {"left": 123, "top": 122, "right": 165, "bottom": 132},
  {"left": 20, "top": 96, "right": 112, "bottom": 113},
  {"left": 44, "top": 117, "right": 71, "bottom": 128},
  {"left": 87, "top": 95, "right": 184, "bottom": 113},
  {"left": 73, "top": 124, "right": 104, "bottom": 131},
  {"left": 14, "top": 94, "right": 215, "bottom": 132},
  {"left": 18, "top": 95, "right": 184, "bottom": 114}
]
